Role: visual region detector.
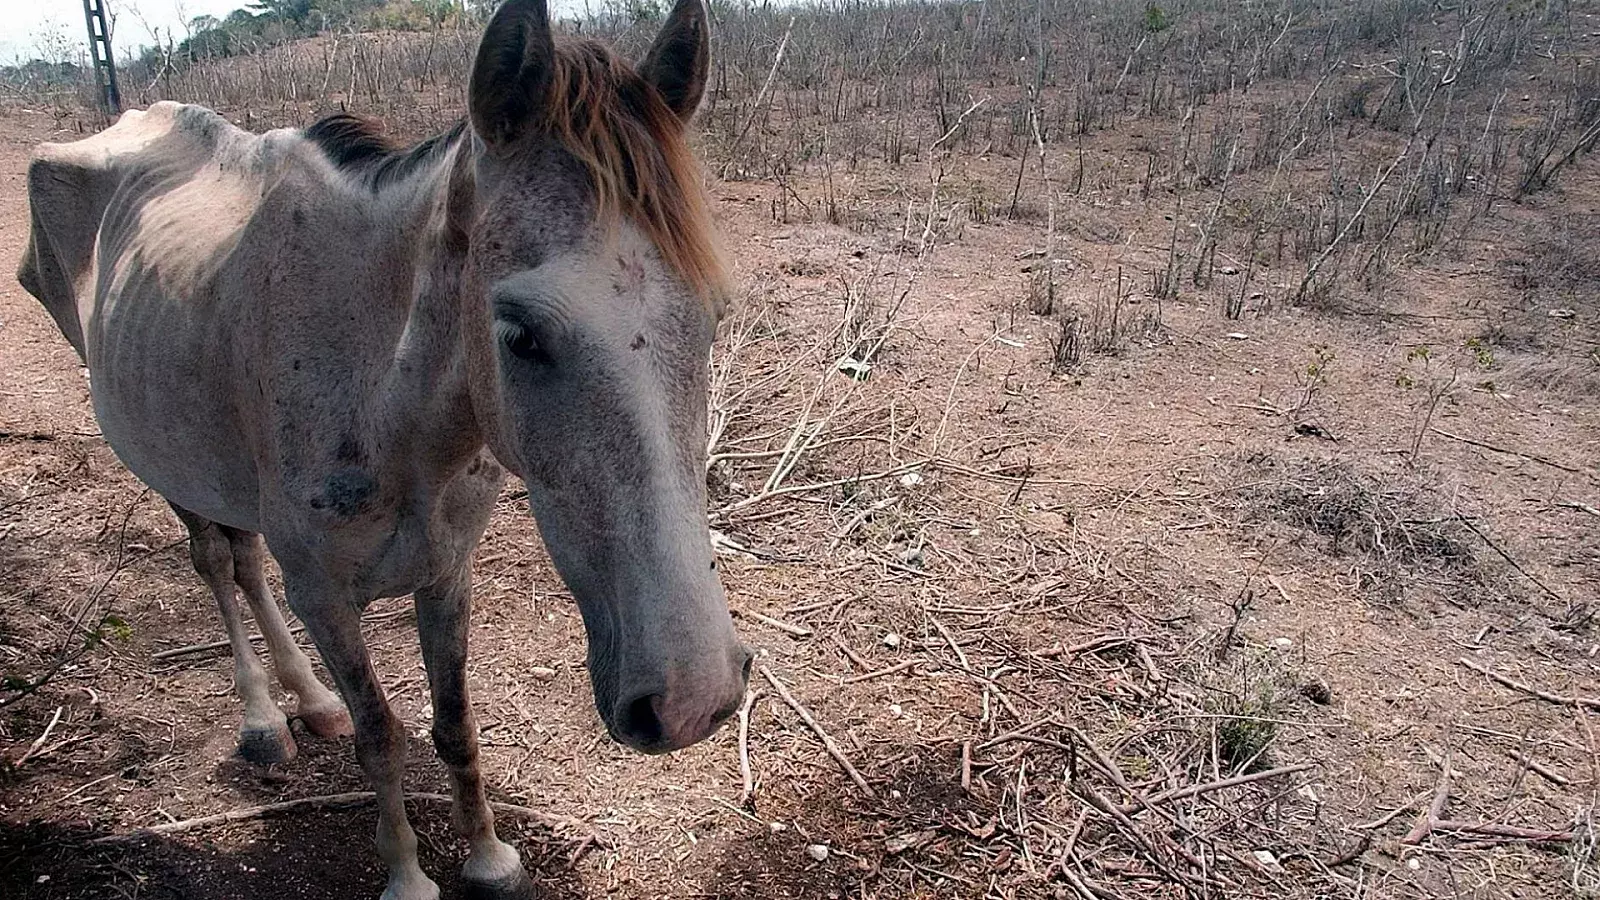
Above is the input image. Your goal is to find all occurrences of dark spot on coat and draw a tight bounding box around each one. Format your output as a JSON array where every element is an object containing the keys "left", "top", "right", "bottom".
[
  {"left": 318, "top": 469, "right": 376, "bottom": 517},
  {"left": 335, "top": 436, "right": 362, "bottom": 463},
  {"left": 630, "top": 333, "right": 647, "bottom": 351},
  {"left": 292, "top": 208, "right": 306, "bottom": 226}
]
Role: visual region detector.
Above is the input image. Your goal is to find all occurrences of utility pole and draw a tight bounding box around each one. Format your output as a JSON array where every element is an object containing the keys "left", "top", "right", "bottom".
[{"left": 82, "top": 0, "right": 123, "bottom": 115}]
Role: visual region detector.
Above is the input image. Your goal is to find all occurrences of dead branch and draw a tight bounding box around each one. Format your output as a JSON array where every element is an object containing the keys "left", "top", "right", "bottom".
[
  {"left": 153, "top": 627, "right": 300, "bottom": 660},
  {"left": 1118, "top": 762, "right": 1317, "bottom": 816},
  {"left": 737, "top": 689, "right": 761, "bottom": 807},
  {"left": 842, "top": 660, "right": 916, "bottom": 684},
  {"left": 1402, "top": 750, "right": 1452, "bottom": 845},
  {"left": 1430, "top": 426, "right": 1586, "bottom": 475},
  {"left": 1430, "top": 820, "right": 1574, "bottom": 844},
  {"left": 758, "top": 664, "right": 876, "bottom": 797},
  {"left": 15, "top": 706, "right": 64, "bottom": 766},
  {"left": 1458, "top": 656, "right": 1600, "bottom": 712},
  {"left": 832, "top": 635, "right": 872, "bottom": 671},
  {"left": 1559, "top": 501, "right": 1600, "bottom": 519},
  {"left": 1507, "top": 748, "right": 1570, "bottom": 787},
  {"left": 732, "top": 608, "right": 813, "bottom": 638},
  {"left": 721, "top": 16, "right": 795, "bottom": 176},
  {"left": 1454, "top": 515, "right": 1569, "bottom": 607}
]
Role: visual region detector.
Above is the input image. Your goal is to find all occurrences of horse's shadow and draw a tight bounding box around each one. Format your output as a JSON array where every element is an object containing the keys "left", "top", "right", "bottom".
[{"left": 0, "top": 801, "right": 589, "bottom": 900}]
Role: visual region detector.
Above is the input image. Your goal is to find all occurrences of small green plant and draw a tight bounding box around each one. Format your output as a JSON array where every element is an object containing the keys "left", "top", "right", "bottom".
[
  {"left": 1143, "top": 3, "right": 1172, "bottom": 34},
  {"left": 1286, "top": 343, "right": 1334, "bottom": 422},
  {"left": 1, "top": 612, "right": 131, "bottom": 709},
  {"left": 1465, "top": 337, "right": 1495, "bottom": 370},
  {"left": 1396, "top": 345, "right": 1458, "bottom": 464},
  {"left": 1215, "top": 698, "right": 1278, "bottom": 771},
  {"left": 1394, "top": 344, "right": 1430, "bottom": 389},
  {"left": 1205, "top": 646, "right": 1289, "bottom": 772}
]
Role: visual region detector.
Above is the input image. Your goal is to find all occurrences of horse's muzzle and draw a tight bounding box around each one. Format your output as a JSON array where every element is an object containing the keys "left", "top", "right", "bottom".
[{"left": 609, "top": 644, "right": 752, "bottom": 754}]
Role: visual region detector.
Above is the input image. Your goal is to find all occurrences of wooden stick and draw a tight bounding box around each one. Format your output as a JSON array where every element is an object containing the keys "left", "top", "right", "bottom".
[
  {"left": 153, "top": 606, "right": 409, "bottom": 660},
  {"left": 737, "top": 689, "right": 761, "bottom": 807},
  {"left": 16, "top": 705, "right": 64, "bottom": 766},
  {"left": 1034, "top": 635, "right": 1133, "bottom": 659},
  {"left": 758, "top": 664, "right": 876, "bottom": 798},
  {"left": 89, "top": 792, "right": 588, "bottom": 845},
  {"left": 718, "top": 459, "right": 927, "bottom": 515},
  {"left": 1429, "top": 426, "right": 1585, "bottom": 474},
  {"left": 1430, "top": 819, "right": 1574, "bottom": 843},
  {"left": 979, "top": 717, "right": 1058, "bottom": 751},
  {"left": 1403, "top": 751, "right": 1451, "bottom": 845},
  {"left": 152, "top": 630, "right": 289, "bottom": 660},
  {"left": 732, "top": 608, "right": 813, "bottom": 638},
  {"left": 929, "top": 614, "right": 970, "bottom": 669},
  {"left": 1117, "top": 762, "right": 1316, "bottom": 816},
  {"left": 1458, "top": 656, "right": 1600, "bottom": 711},
  {"left": 1454, "top": 517, "right": 1568, "bottom": 606},
  {"left": 842, "top": 660, "right": 916, "bottom": 684},
  {"left": 960, "top": 740, "right": 972, "bottom": 793},
  {"left": 1353, "top": 790, "right": 1429, "bottom": 830},
  {"left": 832, "top": 635, "right": 872, "bottom": 671},
  {"left": 1507, "top": 748, "right": 1570, "bottom": 787},
  {"left": 1559, "top": 501, "right": 1600, "bottom": 519}
]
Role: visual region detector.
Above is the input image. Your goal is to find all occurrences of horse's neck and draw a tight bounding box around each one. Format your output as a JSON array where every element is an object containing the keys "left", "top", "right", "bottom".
[{"left": 370, "top": 155, "right": 482, "bottom": 471}]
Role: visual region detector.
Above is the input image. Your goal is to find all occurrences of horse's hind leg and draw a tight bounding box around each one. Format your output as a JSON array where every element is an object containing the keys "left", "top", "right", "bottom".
[
  {"left": 222, "top": 527, "right": 353, "bottom": 739},
  {"left": 170, "top": 504, "right": 296, "bottom": 764}
]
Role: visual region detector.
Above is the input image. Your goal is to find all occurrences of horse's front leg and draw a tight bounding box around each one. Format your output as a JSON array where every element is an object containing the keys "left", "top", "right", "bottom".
[
  {"left": 415, "top": 564, "right": 532, "bottom": 900},
  {"left": 288, "top": 581, "right": 437, "bottom": 900}
]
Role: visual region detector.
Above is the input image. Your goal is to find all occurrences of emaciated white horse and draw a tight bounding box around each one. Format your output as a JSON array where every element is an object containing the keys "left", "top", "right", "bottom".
[{"left": 19, "top": 1, "right": 749, "bottom": 896}]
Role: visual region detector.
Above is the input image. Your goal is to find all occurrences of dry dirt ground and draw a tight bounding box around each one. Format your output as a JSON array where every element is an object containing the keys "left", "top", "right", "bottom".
[{"left": 0, "top": 91, "right": 1597, "bottom": 900}]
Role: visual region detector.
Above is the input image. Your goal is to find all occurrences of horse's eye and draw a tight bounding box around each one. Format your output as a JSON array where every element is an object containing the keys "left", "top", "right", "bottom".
[{"left": 496, "top": 320, "right": 551, "bottom": 365}]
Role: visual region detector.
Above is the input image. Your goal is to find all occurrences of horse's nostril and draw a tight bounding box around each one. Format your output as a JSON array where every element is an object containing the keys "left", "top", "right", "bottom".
[{"left": 620, "top": 694, "right": 665, "bottom": 748}]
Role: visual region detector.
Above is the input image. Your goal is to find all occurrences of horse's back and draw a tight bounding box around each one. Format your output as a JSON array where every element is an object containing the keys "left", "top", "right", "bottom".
[{"left": 18, "top": 101, "right": 374, "bottom": 531}]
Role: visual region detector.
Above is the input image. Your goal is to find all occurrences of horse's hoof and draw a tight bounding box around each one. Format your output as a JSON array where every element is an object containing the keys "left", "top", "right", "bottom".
[
  {"left": 462, "top": 867, "right": 535, "bottom": 900},
  {"left": 379, "top": 873, "right": 441, "bottom": 900},
  {"left": 297, "top": 701, "right": 354, "bottom": 738},
  {"left": 237, "top": 722, "right": 297, "bottom": 765}
]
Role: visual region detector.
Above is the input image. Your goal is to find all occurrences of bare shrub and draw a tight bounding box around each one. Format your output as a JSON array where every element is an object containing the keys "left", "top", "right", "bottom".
[
  {"left": 1223, "top": 452, "right": 1496, "bottom": 603},
  {"left": 1048, "top": 308, "right": 1082, "bottom": 376}
]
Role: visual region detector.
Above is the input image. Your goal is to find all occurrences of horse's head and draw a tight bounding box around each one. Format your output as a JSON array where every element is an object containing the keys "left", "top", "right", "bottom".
[{"left": 452, "top": 0, "right": 747, "bottom": 754}]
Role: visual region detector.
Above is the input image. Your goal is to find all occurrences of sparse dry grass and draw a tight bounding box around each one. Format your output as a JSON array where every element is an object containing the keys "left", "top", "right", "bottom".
[{"left": 2, "top": 0, "right": 1599, "bottom": 898}]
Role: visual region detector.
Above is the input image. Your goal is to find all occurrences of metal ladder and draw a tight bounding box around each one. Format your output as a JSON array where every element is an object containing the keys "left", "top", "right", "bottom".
[{"left": 82, "top": 0, "right": 122, "bottom": 115}]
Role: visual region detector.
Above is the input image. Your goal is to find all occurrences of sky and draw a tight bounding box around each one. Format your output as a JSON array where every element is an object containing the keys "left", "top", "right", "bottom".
[
  {"left": 0, "top": 0, "right": 598, "bottom": 65},
  {"left": 0, "top": 0, "right": 253, "bottom": 63}
]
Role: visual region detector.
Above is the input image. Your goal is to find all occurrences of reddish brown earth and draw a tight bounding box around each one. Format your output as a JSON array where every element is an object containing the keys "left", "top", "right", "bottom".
[{"left": 0, "top": 81, "right": 1596, "bottom": 900}]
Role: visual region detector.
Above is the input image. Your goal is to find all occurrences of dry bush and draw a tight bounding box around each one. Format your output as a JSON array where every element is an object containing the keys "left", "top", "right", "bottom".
[
  {"left": 831, "top": 264, "right": 909, "bottom": 376},
  {"left": 1222, "top": 451, "right": 1500, "bottom": 604},
  {"left": 17, "top": 0, "right": 1588, "bottom": 328},
  {"left": 1042, "top": 268, "right": 1162, "bottom": 376},
  {"left": 1483, "top": 212, "right": 1600, "bottom": 397}
]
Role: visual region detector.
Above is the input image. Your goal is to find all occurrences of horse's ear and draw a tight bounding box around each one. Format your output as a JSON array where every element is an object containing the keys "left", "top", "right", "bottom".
[
  {"left": 469, "top": 0, "right": 555, "bottom": 148},
  {"left": 640, "top": 0, "right": 711, "bottom": 122}
]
